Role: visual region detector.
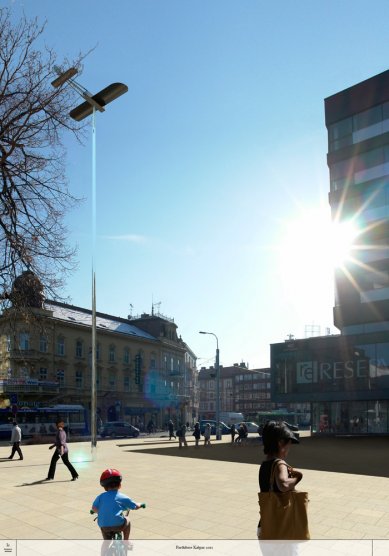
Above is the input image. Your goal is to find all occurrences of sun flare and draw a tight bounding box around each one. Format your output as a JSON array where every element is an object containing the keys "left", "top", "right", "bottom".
[{"left": 277, "top": 206, "right": 361, "bottom": 319}]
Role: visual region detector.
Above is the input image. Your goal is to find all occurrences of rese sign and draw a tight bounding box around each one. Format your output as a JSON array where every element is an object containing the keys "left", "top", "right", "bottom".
[{"left": 296, "top": 359, "right": 370, "bottom": 384}]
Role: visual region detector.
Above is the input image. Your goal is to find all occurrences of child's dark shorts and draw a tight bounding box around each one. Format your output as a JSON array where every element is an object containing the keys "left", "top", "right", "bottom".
[{"left": 100, "top": 516, "right": 130, "bottom": 539}]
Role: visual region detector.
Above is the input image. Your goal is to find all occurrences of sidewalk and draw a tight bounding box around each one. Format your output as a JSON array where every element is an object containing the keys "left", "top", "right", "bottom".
[{"left": 0, "top": 435, "right": 388, "bottom": 541}]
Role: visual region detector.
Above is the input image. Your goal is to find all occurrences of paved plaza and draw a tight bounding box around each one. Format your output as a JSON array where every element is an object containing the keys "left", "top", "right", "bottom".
[{"left": 0, "top": 434, "right": 388, "bottom": 542}]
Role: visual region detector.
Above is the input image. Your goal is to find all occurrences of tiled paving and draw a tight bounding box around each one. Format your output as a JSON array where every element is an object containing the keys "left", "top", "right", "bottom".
[{"left": 0, "top": 435, "right": 388, "bottom": 541}]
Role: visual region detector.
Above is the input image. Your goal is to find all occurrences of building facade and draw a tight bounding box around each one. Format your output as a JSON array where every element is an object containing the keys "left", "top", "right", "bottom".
[
  {"left": 326, "top": 69, "right": 389, "bottom": 333},
  {"left": 0, "top": 297, "right": 198, "bottom": 429},
  {"left": 198, "top": 363, "right": 275, "bottom": 421},
  {"left": 271, "top": 334, "right": 389, "bottom": 434},
  {"left": 271, "top": 70, "right": 389, "bottom": 434}
]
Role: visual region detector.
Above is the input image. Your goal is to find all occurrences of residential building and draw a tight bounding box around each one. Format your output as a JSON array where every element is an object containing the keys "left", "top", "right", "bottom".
[
  {"left": 198, "top": 363, "right": 275, "bottom": 421},
  {"left": 0, "top": 272, "right": 197, "bottom": 429}
]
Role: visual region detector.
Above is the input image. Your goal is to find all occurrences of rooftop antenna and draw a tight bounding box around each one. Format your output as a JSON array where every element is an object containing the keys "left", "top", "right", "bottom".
[{"left": 128, "top": 303, "right": 134, "bottom": 319}]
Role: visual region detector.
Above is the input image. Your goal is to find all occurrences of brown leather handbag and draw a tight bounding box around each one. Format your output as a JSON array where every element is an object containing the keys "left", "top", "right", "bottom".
[{"left": 258, "top": 460, "right": 310, "bottom": 540}]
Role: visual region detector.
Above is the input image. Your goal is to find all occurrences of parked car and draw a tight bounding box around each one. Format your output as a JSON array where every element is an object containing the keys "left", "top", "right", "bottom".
[
  {"left": 99, "top": 421, "right": 140, "bottom": 438},
  {"left": 199, "top": 420, "right": 231, "bottom": 435},
  {"left": 237, "top": 421, "right": 260, "bottom": 433}
]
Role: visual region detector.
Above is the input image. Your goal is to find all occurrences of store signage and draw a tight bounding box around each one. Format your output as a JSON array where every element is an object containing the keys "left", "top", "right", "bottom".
[{"left": 296, "top": 359, "right": 370, "bottom": 383}]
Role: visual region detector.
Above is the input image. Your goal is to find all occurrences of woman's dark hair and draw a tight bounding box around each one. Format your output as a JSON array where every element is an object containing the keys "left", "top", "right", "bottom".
[{"left": 262, "top": 420, "right": 298, "bottom": 454}]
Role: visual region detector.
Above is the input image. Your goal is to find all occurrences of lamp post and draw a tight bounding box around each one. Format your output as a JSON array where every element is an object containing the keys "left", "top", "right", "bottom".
[
  {"left": 52, "top": 67, "right": 128, "bottom": 459},
  {"left": 199, "top": 330, "right": 221, "bottom": 440}
]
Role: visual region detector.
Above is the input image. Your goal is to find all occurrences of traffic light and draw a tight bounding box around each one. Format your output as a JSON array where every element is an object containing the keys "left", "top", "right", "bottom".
[{"left": 135, "top": 354, "right": 142, "bottom": 385}]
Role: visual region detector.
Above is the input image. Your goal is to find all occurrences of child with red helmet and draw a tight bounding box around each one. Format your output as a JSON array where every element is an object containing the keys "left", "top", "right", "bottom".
[{"left": 92, "top": 468, "right": 144, "bottom": 540}]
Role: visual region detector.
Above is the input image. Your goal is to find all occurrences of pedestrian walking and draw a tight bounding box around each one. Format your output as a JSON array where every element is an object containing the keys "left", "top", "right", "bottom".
[
  {"left": 258, "top": 420, "right": 308, "bottom": 541},
  {"left": 193, "top": 422, "right": 201, "bottom": 447},
  {"left": 203, "top": 423, "right": 211, "bottom": 446},
  {"left": 8, "top": 421, "right": 23, "bottom": 460},
  {"left": 168, "top": 420, "right": 176, "bottom": 440},
  {"left": 230, "top": 423, "right": 236, "bottom": 443},
  {"left": 236, "top": 423, "right": 247, "bottom": 444},
  {"left": 177, "top": 423, "right": 188, "bottom": 448},
  {"left": 45, "top": 419, "right": 78, "bottom": 481}
]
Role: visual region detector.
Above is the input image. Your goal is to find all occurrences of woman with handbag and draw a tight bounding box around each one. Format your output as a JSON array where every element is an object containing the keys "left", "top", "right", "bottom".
[{"left": 258, "top": 421, "right": 309, "bottom": 541}]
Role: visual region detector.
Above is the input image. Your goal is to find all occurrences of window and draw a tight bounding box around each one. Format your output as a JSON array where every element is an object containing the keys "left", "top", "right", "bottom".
[
  {"left": 150, "top": 357, "right": 156, "bottom": 369},
  {"left": 38, "top": 335, "right": 47, "bottom": 353},
  {"left": 123, "top": 348, "right": 130, "bottom": 364},
  {"left": 123, "top": 375, "right": 130, "bottom": 392},
  {"left": 57, "top": 370, "right": 65, "bottom": 386},
  {"left": 39, "top": 367, "right": 48, "bottom": 380},
  {"left": 19, "top": 332, "right": 30, "bottom": 351},
  {"left": 57, "top": 337, "right": 65, "bottom": 356},
  {"left": 75, "top": 340, "right": 83, "bottom": 358},
  {"left": 109, "top": 372, "right": 115, "bottom": 388},
  {"left": 109, "top": 345, "right": 116, "bottom": 363},
  {"left": 75, "top": 370, "right": 83, "bottom": 388},
  {"left": 353, "top": 105, "right": 382, "bottom": 131}
]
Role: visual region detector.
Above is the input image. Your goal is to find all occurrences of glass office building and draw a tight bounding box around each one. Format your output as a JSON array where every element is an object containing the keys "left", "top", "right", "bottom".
[
  {"left": 271, "top": 334, "right": 389, "bottom": 434},
  {"left": 271, "top": 71, "right": 389, "bottom": 434},
  {"left": 327, "top": 70, "right": 389, "bottom": 332}
]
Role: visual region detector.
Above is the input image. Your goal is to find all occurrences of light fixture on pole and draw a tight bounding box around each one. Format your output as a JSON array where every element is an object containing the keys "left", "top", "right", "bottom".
[
  {"left": 199, "top": 330, "right": 221, "bottom": 440},
  {"left": 52, "top": 67, "right": 128, "bottom": 459}
]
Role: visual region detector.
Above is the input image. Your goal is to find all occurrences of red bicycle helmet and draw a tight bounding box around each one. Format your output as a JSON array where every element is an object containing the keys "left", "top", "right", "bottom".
[{"left": 100, "top": 468, "right": 122, "bottom": 487}]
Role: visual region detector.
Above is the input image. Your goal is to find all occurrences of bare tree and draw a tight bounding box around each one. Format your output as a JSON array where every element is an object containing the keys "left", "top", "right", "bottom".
[{"left": 0, "top": 8, "right": 85, "bottom": 309}]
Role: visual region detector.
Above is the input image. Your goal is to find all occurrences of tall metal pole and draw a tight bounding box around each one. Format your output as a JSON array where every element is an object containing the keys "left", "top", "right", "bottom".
[
  {"left": 215, "top": 341, "right": 221, "bottom": 440},
  {"left": 91, "top": 106, "right": 97, "bottom": 459},
  {"left": 51, "top": 68, "right": 128, "bottom": 460}
]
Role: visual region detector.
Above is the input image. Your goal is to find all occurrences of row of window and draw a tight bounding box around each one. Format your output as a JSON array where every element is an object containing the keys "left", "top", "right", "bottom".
[
  {"left": 17, "top": 367, "right": 140, "bottom": 390},
  {"left": 6, "top": 334, "right": 159, "bottom": 366},
  {"left": 328, "top": 102, "right": 389, "bottom": 152},
  {"left": 235, "top": 373, "right": 270, "bottom": 381},
  {"left": 330, "top": 145, "right": 389, "bottom": 187}
]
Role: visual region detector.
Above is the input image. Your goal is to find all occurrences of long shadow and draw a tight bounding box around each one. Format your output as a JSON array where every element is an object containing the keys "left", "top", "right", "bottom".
[
  {"left": 124, "top": 436, "right": 389, "bottom": 478},
  {"left": 16, "top": 479, "right": 72, "bottom": 487}
]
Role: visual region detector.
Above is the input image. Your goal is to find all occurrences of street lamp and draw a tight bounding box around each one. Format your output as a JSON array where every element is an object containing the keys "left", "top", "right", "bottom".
[
  {"left": 199, "top": 330, "right": 221, "bottom": 440},
  {"left": 52, "top": 67, "right": 128, "bottom": 459}
]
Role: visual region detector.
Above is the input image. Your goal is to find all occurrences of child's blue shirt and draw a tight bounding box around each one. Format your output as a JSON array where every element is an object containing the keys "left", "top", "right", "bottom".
[{"left": 92, "top": 490, "right": 137, "bottom": 527}]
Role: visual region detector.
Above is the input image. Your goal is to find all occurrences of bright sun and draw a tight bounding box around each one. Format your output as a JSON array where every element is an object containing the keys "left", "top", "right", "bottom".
[
  {"left": 277, "top": 206, "right": 360, "bottom": 322},
  {"left": 280, "top": 208, "right": 359, "bottom": 270}
]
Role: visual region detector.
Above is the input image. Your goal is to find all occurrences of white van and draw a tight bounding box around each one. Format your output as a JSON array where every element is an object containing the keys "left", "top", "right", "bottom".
[{"left": 219, "top": 412, "right": 244, "bottom": 425}]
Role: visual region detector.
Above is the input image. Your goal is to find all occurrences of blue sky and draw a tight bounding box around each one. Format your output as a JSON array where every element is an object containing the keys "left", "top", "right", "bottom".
[{"left": 7, "top": 0, "right": 389, "bottom": 368}]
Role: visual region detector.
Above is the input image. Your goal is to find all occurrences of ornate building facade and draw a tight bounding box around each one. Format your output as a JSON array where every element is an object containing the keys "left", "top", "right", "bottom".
[{"left": 0, "top": 285, "right": 198, "bottom": 430}]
